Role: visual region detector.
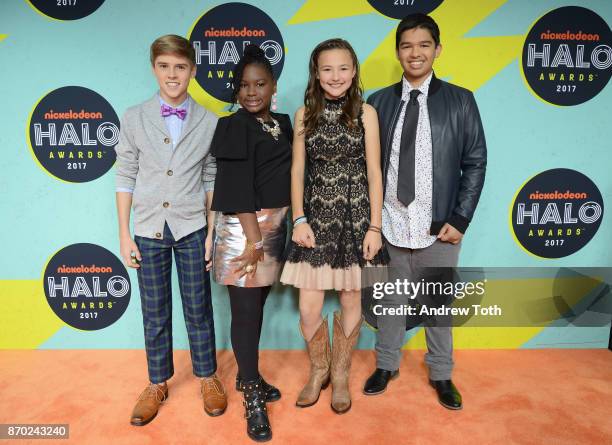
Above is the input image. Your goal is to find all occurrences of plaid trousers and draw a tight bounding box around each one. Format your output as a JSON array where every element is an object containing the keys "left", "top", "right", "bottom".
[{"left": 135, "top": 223, "right": 217, "bottom": 383}]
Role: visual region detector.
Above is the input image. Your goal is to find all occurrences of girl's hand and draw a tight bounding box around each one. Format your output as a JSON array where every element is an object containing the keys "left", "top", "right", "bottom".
[
  {"left": 363, "top": 230, "right": 382, "bottom": 261},
  {"left": 292, "top": 223, "right": 316, "bottom": 248},
  {"left": 230, "top": 241, "right": 264, "bottom": 278}
]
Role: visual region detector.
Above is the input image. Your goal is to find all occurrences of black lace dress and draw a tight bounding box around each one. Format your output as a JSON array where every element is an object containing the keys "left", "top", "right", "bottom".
[{"left": 281, "top": 97, "right": 387, "bottom": 290}]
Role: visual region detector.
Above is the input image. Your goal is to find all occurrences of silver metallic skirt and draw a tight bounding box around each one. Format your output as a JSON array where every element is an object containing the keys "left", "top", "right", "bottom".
[{"left": 212, "top": 207, "right": 289, "bottom": 287}]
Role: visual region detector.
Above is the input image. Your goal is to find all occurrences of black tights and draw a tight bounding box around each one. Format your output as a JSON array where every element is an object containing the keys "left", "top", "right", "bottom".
[{"left": 227, "top": 285, "right": 271, "bottom": 382}]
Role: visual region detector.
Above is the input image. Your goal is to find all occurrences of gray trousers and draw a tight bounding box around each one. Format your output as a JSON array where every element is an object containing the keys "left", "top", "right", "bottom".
[{"left": 375, "top": 240, "right": 460, "bottom": 380}]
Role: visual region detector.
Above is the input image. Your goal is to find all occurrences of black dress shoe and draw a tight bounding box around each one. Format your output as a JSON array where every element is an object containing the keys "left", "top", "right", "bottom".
[
  {"left": 363, "top": 368, "right": 399, "bottom": 395},
  {"left": 429, "top": 379, "right": 462, "bottom": 410},
  {"left": 237, "top": 374, "right": 281, "bottom": 402}
]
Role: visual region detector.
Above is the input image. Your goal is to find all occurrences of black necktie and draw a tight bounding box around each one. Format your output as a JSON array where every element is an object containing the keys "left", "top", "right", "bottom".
[{"left": 397, "top": 89, "right": 421, "bottom": 206}]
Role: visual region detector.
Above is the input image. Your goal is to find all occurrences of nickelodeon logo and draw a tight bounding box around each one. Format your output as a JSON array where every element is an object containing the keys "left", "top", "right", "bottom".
[
  {"left": 43, "top": 243, "right": 131, "bottom": 330},
  {"left": 56, "top": 265, "right": 114, "bottom": 274},
  {"left": 188, "top": 2, "right": 285, "bottom": 102},
  {"left": 510, "top": 168, "right": 604, "bottom": 258},
  {"left": 44, "top": 109, "right": 104, "bottom": 120},
  {"left": 204, "top": 27, "right": 266, "bottom": 37},
  {"left": 521, "top": 6, "right": 612, "bottom": 106},
  {"left": 528, "top": 190, "right": 588, "bottom": 200},
  {"left": 540, "top": 30, "right": 601, "bottom": 41},
  {"left": 28, "top": 86, "right": 119, "bottom": 182}
]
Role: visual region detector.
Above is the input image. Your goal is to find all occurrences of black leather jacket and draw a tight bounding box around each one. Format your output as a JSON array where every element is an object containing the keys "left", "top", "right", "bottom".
[{"left": 367, "top": 74, "right": 487, "bottom": 234}]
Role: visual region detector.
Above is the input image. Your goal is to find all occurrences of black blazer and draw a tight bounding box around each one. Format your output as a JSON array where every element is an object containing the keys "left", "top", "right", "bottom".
[
  {"left": 367, "top": 73, "right": 487, "bottom": 234},
  {"left": 211, "top": 109, "right": 292, "bottom": 213}
]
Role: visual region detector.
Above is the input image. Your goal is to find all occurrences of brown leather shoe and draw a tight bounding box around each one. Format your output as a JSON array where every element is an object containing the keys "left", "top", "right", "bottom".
[
  {"left": 201, "top": 374, "right": 227, "bottom": 417},
  {"left": 130, "top": 382, "right": 168, "bottom": 426}
]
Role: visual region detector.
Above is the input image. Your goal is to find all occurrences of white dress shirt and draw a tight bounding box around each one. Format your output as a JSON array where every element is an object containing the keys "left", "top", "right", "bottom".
[{"left": 382, "top": 72, "right": 437, "bottom": 249}]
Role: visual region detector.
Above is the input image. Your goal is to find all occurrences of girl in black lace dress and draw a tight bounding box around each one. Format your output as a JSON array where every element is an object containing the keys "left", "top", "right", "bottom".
[{"left": 280, "top": 39, "right": 387, "bottom": 414}]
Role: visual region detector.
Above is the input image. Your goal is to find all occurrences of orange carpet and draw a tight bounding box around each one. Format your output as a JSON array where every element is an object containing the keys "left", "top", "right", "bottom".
[{"left": 0, "top": 349, "right": 611, "bottom": 445}]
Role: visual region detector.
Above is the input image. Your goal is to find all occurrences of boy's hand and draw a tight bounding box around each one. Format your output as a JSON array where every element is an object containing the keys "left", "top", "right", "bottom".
[
  {"left": 120, "top": 235, "right": 142, "bottom": 268},
  {"left": 437, "top": 223, "right": 463, "bottom": 244},
  {"left": 205, "top": 233, "right": 214, "bottom": 272}
]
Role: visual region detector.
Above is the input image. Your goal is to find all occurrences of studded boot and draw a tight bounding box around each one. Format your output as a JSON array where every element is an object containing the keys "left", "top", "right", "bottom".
[
  {"left": 242, "top": 377, "right": 272, "bottom": 442},
  {"left": 236, "top": 374, "right": 281, "bottom": 402}
]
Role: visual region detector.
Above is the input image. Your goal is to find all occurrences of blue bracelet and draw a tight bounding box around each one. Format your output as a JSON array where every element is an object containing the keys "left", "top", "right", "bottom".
[{"left": 293, "top": 216, "right": 307, "bottom": 226}]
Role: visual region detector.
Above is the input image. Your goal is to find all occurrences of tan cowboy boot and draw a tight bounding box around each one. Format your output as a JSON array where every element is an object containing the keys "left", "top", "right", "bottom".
[
  {"left": 330, "top": 311, "right": 363, "bottom": 414},
  {"left": 296, "top": 316, "right": 331, "bottom": 407},
  {"left": 201, "top": 374, "right": 227, "bottom": 417},
  {"left": 130, "top": 382, "right": 168, "bottom": 426}
]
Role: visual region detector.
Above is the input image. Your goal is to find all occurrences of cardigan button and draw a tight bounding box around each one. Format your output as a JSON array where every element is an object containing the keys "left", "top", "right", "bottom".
[
  {"left": 167, "top": 170, "right": 173, "bottom": 176},
  {"left": 163, "top": 202, "right": 169, "bottom": 208},
  {"left": 155, "top": 232, "right": 162, "bottom": 238},
  {"left": 163, "top": 137, "right": 170, "bottom": 144}
]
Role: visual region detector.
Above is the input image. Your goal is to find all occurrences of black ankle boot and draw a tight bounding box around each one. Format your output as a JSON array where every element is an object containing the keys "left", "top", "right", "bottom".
[
  {"left": 236, "top": 374, "right": 281, "bottom": 402},
  {"left": 242, "top": 378, "right": 272, "bottom": 442}
]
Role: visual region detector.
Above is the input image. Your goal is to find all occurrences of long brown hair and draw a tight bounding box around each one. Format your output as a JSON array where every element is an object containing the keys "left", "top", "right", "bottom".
[{"left": 302, "top": 38, "right": 363, "bottom": 136}]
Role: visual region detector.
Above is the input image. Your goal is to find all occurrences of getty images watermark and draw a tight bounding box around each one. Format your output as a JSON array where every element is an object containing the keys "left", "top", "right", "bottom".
[
  {"left": 371, "top": 278, "right": 502, "bottom": 317},
  {"left": 362, "top": 267, "right": 612, "bottom": 328}
]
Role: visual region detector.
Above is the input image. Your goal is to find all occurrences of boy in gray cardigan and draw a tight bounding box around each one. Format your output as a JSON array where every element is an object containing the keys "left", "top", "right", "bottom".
[{"left": 115, "top": 34, "right": 227, "bottom": 426}]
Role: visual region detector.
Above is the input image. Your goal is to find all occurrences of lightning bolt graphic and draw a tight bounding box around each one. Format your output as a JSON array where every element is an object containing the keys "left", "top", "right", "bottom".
[
  {"left": 288, "top": 0, "right": 373, "bottom": 24},
  {"left": 363, "top": 0, "right": 524, "bottom": 91},
  {"left": 288, "top": 0, "right": 524, "bottom": 93},
  {"left": 370, "top": 0, "right": 524, "bottom": 91}
]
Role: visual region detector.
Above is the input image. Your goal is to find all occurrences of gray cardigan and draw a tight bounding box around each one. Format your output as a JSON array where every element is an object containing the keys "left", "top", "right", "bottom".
[{"left": 115, "top": 94, "right": 218, "bottom": 241}]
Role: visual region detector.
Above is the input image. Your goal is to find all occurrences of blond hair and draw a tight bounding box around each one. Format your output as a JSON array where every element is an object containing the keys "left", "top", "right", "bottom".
[{"left": 150, "top": 34, "right": 196, "bottom": 65}]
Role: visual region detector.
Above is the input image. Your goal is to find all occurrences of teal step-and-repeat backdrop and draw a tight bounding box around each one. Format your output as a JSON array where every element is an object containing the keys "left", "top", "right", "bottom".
[{"left": 1, "top": 0, "right": 610, "bottom": 350}]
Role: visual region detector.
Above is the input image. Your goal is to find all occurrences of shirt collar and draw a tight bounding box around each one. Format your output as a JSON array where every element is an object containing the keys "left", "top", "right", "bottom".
[
  {"left": 158, "top": 93, "right": 190, "bottom": 111},
  {"left": 401, "top": 71, "right": 433, "bottom": 101}
]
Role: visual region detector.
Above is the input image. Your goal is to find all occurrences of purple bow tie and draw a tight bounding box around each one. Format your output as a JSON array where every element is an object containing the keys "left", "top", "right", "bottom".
[{"left": 161, "top": 104, "right": 187, "bottom": 120}]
